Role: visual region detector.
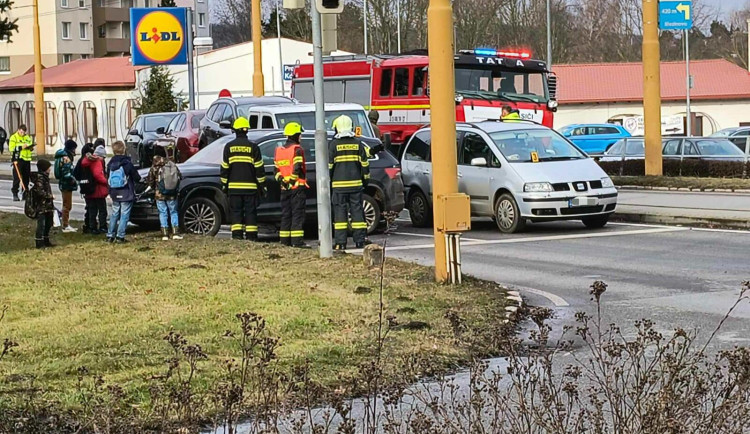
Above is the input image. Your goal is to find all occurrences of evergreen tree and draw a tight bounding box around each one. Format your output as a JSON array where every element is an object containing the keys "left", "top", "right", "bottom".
[
  {"left": 0, "top": 0, "right": 19, "bottom": 43},
  {"left": 160, "top": 0, "right": 176, "bottom": 6},
  {"left": 137, "top": 66, "right": 180, "bottom": 114}
]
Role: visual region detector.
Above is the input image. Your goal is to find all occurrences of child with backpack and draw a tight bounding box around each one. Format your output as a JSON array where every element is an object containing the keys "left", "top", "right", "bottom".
[
  {"left": 106, "top": 140, "right": 141, "bottom": 244},
  {"left": 81, "top": 144, "right": 109, "bottom": 235},
  {"left": 145, "top": 146, "right": 183, "bottom": 240},
  {"left": 29, "top": 159, "right": 56, "bottom": 248},
  {"left": 54, "top": 139, "right": 78, "bottom": 233}
]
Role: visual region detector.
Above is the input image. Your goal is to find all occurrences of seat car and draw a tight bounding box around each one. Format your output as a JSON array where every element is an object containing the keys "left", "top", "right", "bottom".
[
  {"left": 198, "top": 96, "right": 296, "bottom": 148},
  {"left": 559, "top": 123, "right": 631, "bottom": 154},
  {"left": 600, "top": 137, "right": 747, "bottom": 161},
  {"left": 130, "top": 131, "right": 405, "bottom": 236},
  {"left": 153, "top": 110, "right": 206, "bottom": 163},
  {"left": 401, "top": 121, "right": 618, "bottom": 233},
  {"left": 710, "top": 127, "right": 750, "bottom": 153},
  {"left": 125, "top": 112, "right": 178, "bottom": 168}
]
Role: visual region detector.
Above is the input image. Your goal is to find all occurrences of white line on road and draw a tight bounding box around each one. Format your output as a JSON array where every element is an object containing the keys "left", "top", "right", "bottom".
[
  {"left": 390, "top": 231, "right": 483, "bottom": 242},
  {"left": 611, "top": 221, "right": 750, "bottom": 235},
  {"left": 507, "top": 284, "right": 570, "bottom": 307}
]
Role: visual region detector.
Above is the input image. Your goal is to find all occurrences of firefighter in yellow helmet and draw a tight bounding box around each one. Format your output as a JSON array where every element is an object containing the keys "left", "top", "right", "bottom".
[
  {"left": 275, "top": 122, "right": 308, "bottom": 248},
  {"left": 220, "top": 117, "right": 266, "bottom": 240},
  {"left": 329, "top": 115, "right": 371, "bottom": 251}
]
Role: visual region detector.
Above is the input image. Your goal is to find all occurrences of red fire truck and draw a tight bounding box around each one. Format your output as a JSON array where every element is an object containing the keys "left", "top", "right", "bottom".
[{"left": 292, "top": 48, "right": 558, "bottom": 149}]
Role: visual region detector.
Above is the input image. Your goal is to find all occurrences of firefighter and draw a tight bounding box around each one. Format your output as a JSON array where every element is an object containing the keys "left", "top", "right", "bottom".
[
  {"left": 501, "top": 105, "right": 521, "bottom": 122},
  {"left": 368, "top": 110, "right": 383, "bottom": 140},
  {"left": 329, "top": 115, "right": 371, "bottom": 251},
  {"left": 9, "top": 124, "right": 33, "bottom": 202},
  {"left": 221, "top": 117, "right": 266, "bottom": 241},
  {"left": 275, "top": 122, "right": 307, "bottom": 248}
]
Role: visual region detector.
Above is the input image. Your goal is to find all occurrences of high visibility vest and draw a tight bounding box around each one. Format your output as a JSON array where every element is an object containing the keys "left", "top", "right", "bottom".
[
  {"left": 9, "top": 132, "right": 33, "bottom": 161},
  {"left": 274, "top": 144, "right": 307, "bottom": 189}
]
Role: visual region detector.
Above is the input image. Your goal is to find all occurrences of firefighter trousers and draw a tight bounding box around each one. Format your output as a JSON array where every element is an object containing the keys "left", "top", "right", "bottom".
[
  {"left": 332, "top": 190, "right": 366, "bottom": 247},
  {"left": 279, "top": 188, "right": 306, "bottom": 246},
  {"left": 229, "top": 194, "right": 258, "bottom": 240}
]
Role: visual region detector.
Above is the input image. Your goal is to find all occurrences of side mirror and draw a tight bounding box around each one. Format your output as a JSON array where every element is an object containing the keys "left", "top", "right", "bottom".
[
  {"left": 128, "top": 129, "right": 139, "bottom": 136},
  {"left": 470, "top": 157, "right": 488, "bottom": 167},
  {"left": 219, "top": 120, "right": 232, "bottom": 130},
  {"left": 156, "top": 127, "right": 165, "bottom": 135}
]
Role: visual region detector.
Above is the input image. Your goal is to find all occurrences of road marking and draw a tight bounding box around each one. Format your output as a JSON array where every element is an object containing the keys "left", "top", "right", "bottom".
[
  {"left": 611, "top": 221, "right": 750, "bottom": 235},
  {"left": 690, "top": 227, "right": 750, "bottom": 235},
  {"left": 390, "top": 231, "right": 484, "bottom": 242},
  {"left": 507, "top": 284, "right": 570, "bottom": 307}
]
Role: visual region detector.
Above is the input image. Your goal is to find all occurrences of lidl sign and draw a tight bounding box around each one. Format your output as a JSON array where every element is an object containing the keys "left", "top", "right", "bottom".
[{"left": 130, "top": 8, "right": 189, "bottom": 66}]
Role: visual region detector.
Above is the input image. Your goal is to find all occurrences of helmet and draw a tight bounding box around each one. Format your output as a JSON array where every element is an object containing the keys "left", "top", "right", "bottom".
[
  {"left": 283, "top": 122, "right": 304, "bottom": 137},
  {"left": 332, "top": 115, "right": 353, "bottom": 134},
  {"left": 233, "top": 117, "right": 250, "bottom": 130}
]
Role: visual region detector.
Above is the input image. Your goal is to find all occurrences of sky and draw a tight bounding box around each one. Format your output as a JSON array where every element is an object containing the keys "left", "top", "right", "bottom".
[{"left": 704, "top": 0, "right": 747, "bottom": 17}]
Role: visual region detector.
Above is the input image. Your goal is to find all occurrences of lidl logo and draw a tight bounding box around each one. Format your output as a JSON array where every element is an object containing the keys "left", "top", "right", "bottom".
[{"left": 130, "top": 8, "right": 189, "bottom": 66}]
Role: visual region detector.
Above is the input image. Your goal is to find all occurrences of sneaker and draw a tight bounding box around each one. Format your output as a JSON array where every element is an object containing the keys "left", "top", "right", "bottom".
[
  {"left": 114, "top": 237, "right": 128, "bottom": 244},
  {"left": 106, "top": 237, "right": 115, "bottom": 243},
  {"left": 62, "top": 226, "right": 78, "bottom": 233},
  {"left": 12, "top": 194, "right": 20, "bottom": 202}
]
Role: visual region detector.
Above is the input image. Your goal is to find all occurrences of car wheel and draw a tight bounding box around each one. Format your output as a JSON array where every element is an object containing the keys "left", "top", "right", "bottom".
[
  {"left": 408, "top": 189, "right": 432, "bottom": 228},
  {"left": 582, "top": 214, "right": 610, "bottom": 229},
  {"left": 181, "top": 197, "right": 222, "bottom": 236},
  {"left": 494, "top": 193, "right": 526, "bottom": 234},
  {"left": 363, "top": 194, "right": 381, "bottom": 235}
]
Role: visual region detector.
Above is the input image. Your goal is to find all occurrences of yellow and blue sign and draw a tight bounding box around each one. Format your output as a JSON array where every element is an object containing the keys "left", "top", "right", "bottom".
[
  {"left": 659, "top": 1, "right": 692, "bottom": 30},
  {"left": 130, "top": 7, "right": 189, "bottom": 66}
]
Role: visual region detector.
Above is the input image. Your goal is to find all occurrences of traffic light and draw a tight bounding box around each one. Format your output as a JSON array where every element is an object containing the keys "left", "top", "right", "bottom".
[{"left": 316, "top": 0, "right": 343, "bottom": 13}]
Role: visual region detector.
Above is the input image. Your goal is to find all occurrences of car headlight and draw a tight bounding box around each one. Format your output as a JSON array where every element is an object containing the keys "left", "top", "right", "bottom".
[
  {"left": 601, "top": 177, "right": 614, "bottom": 188},
  {"left": 524, "top": 182, "right": 554, "bottom": 193},
  {"left": 547, "top": 99, "right": 559, "bottom": 110}
]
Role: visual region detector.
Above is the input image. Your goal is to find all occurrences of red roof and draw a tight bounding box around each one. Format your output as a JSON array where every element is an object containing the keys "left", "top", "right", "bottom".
[
  {"left": 554, "top": 59, "right": 750, "bottom": 104},
  {"left": 0, "top": 57, "right": 139, "bottom": 92}
]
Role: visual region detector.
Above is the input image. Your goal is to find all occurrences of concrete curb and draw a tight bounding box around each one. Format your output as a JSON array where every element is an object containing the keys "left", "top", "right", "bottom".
[
  {"left": 612, "top": 212, "right": 750, "bottom": 230},
  {"left": 618, "top": 185, "right": 750, "bottom": 194}
]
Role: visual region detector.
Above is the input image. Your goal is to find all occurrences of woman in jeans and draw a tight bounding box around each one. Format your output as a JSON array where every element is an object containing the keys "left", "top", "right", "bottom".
[{"left": 145, "top": 146, "right": 183, "bottom": 241}]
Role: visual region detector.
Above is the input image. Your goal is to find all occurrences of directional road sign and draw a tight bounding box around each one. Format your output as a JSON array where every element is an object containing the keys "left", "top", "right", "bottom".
[{"left": 659, "top": 1, "right": 692, "bottom": 30}]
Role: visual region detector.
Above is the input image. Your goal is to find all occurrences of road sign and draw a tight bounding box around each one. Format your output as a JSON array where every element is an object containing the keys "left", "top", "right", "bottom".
[
  {"left": 659, "top": 1, "right": 692, "bottom": 30},
  {"left": 130, "top": 8, "right": 189, "bottom": 66},
  {"left": 283, "top": 64, "right": 295, "bottom": 81}
]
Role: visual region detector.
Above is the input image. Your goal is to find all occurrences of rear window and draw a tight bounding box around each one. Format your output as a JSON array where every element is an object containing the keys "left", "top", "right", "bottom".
[
  {"left": 694, "top": 139, "right": 744, "bottom": 156},
  {"left": 144, "top": 114, "right": 176, "bottom": 132}
]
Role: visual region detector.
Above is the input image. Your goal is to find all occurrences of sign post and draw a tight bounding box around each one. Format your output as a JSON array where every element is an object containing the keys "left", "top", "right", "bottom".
[
  {"left": 643, "top": 0, "right": 663, "bottom": 176},
  {"left": 660, "top": 1, "right": 693, "bottom": 136}
]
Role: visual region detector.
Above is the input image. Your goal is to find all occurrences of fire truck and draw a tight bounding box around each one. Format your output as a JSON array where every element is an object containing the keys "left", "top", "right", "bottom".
[{"left": 291, "top": 48, "right": 558, "bottom": 151}]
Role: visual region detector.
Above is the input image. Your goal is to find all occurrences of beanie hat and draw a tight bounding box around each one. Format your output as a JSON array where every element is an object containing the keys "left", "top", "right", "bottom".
[
  {"left": 94, "top": 138, "right": 105, "bottom": 149},
  {"left": 64, "top": 139, "right": 78, "bottom": 154},
  {"left": 37, "top": 159, "right": 52, "bottom": 172},
  {"left": 94, "top": 145, "right": 107, "bottom": 158}
]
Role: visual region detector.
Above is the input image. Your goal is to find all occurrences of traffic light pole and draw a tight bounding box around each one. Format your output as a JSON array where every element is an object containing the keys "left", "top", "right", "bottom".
[
  {"left": 32, "top": 0, "right": 45, "bottom": 154},
  {"left": 251, "top": 0, "right": 265, "bottom": 96},
  {"left": 643, "top": 0, "right": 663, "bottom": 175}
]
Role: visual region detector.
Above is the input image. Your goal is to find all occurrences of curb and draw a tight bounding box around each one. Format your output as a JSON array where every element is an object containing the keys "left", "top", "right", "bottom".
[
  {"left": 618, "top": 185, "right": 750, "bottom": 194},
  {"left": 503, "top": 289, "right": 525, "bottom": 324},
  {"left": 612, "top": 212, "right": 750, "bottom": 230}
]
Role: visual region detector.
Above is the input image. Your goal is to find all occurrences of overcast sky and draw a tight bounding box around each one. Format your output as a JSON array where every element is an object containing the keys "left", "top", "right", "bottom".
[{"left": 704, "top": 0, "right": 747, "bottom": 17}]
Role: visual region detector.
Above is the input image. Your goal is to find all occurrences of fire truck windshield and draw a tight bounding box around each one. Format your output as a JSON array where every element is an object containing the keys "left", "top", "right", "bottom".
[{"left": 455, "top": 66, "right": 548, "bottom": 104}]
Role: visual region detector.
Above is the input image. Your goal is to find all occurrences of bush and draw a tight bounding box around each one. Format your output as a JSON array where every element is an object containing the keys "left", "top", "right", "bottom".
[{"left": 598, "top": 158, "right": 750, "bottom": 178}]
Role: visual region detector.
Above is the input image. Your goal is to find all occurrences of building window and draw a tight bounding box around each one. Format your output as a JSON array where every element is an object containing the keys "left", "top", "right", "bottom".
[
  {"left": 62, "top": 0, "right": 69, "bottom": 7},
  {"left": 79, "top": 23, "right": 88, "bottom": 40},
  {"left": 81, "top": 101, "right": 98, "bottom": 143},
  {"left": 62, "top": 54, "right": 73, "bottom": 63},
  {"left": 5, "top": 101, "right": 21, "bottom": 134},
  {"left": 62, "top": 22, "right": 71, "bottom": 39},
  {"left": 0, "top": 57, "right": 9, "bottom": 74},
  {"left": 98, "top": 25, "right": 105, "bottom": 38},
  {"left": 62, "top": 101, "right": 78, "bottom": 141},
  {"left": 78, "top": 0, "right": 85, "bottom": 7},
  {"left": 198, "top": 13, "right": 205, "bottom": 27},
  {"left": 81, "top": 54, "right": 90, "bottom": 59},
  {"left": 45, "top": 102, "right": 58, "bottom": 147}
]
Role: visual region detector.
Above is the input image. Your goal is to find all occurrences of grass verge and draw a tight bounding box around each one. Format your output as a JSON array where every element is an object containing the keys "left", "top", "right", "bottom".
[
  {"left": 613, "top": 175, "right": 750, "bottom": 191},
  {"left": 0, "top": 212, "right": 508, "bottom": 422}
]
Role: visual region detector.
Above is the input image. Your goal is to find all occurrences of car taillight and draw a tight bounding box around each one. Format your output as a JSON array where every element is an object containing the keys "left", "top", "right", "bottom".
[{"left": 384, "top": 167, "right": 401, "bottom": 179}]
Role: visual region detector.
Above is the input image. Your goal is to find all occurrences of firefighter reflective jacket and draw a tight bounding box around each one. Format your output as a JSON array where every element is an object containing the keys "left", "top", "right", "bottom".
[
  {"left": 274, "top": 140, "right": 307, "bottom": 190},
  {"left": 328, "top": 136, "right": 370, "bottom": 192},
  {"left": 9, "top": 132, "right": 33, "bottom": 162},
  {"left": 220, "top": 131, "right": 266, "bottom": 195}
]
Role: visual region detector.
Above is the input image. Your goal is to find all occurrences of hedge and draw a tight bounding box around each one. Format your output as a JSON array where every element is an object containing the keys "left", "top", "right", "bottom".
[{"left": 598, "top": 159, "right": 750, "bottom": 179}]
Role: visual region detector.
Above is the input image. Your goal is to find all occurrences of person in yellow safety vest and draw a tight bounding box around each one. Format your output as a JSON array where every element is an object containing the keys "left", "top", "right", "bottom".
[
  {"left": 329, "top": 115, "right": 371, "bottom": 252},
  {"left": 9, "top": 124, "right": 33, "bottom": 201},
  {"left": 501, "top": 105, "right": 522, "bottom": 122},
  {"left": 221, "top": 117, "right": 266, "bottom": 241},
  {"left": 275, "top": 122, "right": 308, "bottom": 248}
]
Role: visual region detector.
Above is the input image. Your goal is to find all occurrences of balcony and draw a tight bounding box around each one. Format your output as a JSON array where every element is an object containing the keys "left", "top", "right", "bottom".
[
  {"left": 94, "top": 38, "right": 131, "bottom": 57},
  {"left": 92, "top": 6, "right": 129, "bottom": 25}
]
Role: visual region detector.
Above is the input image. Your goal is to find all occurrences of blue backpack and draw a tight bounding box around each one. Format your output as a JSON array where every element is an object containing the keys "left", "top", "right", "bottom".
[{"left": 108, "top": 164, "right": 128, "bottom": 189}]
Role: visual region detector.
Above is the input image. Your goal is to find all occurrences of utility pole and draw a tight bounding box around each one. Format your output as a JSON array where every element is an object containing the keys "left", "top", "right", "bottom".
[
  {"left": 186, "top": 8, "right": 195, "bottom": 110},
  {"left": 685, "top": 29, "right": 691, "bottom": 136},
  {"left": 546, "top": 0, "right": 552, "bottom": 70},
  {"left": 277, "top": 1, "right": 284, "bottom": 96},
  {"left": 32, "top": 0, "right": 45, "bottom": 154},
  {"left": 642, "top": 0, "right": 662, "bottom": 176},
  {"left": 396, "top": 0, "right": 401, "bottom": 53},
  {"left": 311, "top": 4, "right": 332, "bottom": 258},
  {"left": 363, "top": 0, "right": 368, "bottom": 55},
  {"left": 251, "top": 0, "right": 265, "bottom": 96}
]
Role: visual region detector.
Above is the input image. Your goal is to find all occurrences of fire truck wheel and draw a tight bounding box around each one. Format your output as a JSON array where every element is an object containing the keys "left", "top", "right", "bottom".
[{"left": 408, "top": 189, "right": 433, "bottom": 228}]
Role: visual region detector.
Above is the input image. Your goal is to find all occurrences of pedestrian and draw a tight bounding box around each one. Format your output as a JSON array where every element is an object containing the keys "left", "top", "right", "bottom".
[
  {"left": 329, "top": 115, "right": 371, "bottom": 252},
  {"left": 74, "top": 142, "right": 95, "bottom": 233},
  {"left": 106, "top": 140, "right": 141, "bottom": 244},
  {"left": 501, "top": 105, "right": 521, "bottom": 122},
  {"left": 9, "top": 124, "right": 33, "bottom": 202},
  {"left": 368, "top": 110, "right": 383, "bottom": 140},
  {"left": 145, "top": 146, "right": 183, "bottom": 241},
  {"left": 275, "top": 122, "right": 307, "bottom": 248},
  {"left": 30, "top": 159, "right": 56, "bottom": 249},
  {"left": 81, "top": 144, "right": 109, "bottom": 235},
  {"left": 54, "top": 139, "right": 78, "bottom": 233},
  {"left": 0, "top": 126, "right": 7, "bottom": 155},
  {"left": 221, "top": 117, "right": 266, "bottom": 241}
]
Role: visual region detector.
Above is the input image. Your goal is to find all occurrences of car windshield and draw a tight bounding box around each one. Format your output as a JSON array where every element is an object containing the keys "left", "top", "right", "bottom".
[
  {"left": 488, "top": 129, "right": 586, "bottom": 162},
  {"left": 274, "top": 110, "right": 375, "bottom": 138},
  {"left": 694, "top": 139, "right": 745, "bottom": 156},
  {"left": 144, "top": 115, "right": 176, "bottom": 132},
  {"left": 455, "top": 67, "right": 548, "bottom": 103}
]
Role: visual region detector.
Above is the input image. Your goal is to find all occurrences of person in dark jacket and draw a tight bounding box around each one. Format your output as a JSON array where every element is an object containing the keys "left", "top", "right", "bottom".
[
  {"left": 0, "top": 126, "right": 7, "bottom": 155},
  {"left": 76, "top": 142, "right": 95, "bottom": 233},
  {"left": 55, "top": 139, "right": 78, "bottom": 232},
  {"left": 31, "top": 159, "right": 56, "bottom": 249},
  {"left": 81, "top": 144, "right": 109, "bottom": 234},
  {"left": 106, "top": 140, "right": 141, "bottom": 243}
]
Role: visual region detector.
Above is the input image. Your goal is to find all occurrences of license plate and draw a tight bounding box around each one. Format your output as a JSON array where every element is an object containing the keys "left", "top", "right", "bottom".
[{"left": 568, "top": 197, "right": 598, "bottom": 208}]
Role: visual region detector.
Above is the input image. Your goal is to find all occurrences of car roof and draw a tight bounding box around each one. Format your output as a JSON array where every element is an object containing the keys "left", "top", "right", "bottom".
[
  {"left": 252, "top": 103, "right": 367, "bottom": 114},
  {"left": 214, "top": 96, "right": 296, "bottom": 106}
]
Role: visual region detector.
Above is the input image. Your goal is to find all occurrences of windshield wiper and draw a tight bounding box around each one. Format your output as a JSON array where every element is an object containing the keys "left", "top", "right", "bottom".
[
  {"left": 498, "top": 92, "right": 540, "bottom": 104},
  {"left": 457, "top": 90, "right": 496, "bottom": 102},
  {"left": 538, "top": 156, "right": 583, "bottom": 161}
]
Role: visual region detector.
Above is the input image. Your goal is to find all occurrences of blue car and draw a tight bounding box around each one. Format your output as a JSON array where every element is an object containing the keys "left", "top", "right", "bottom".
[{"left": 559, "top": 124, "right": 631, "bottom": 154}]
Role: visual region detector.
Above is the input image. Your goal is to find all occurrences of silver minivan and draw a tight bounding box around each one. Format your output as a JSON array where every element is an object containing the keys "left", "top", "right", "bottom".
[{"left": 401, "top": 121, "right": 618, "bottom": 233}]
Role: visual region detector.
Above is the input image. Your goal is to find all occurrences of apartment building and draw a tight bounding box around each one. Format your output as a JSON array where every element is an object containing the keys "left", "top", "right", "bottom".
[{"left": 0, "top": 0, "right": 210, "bottom": 79}]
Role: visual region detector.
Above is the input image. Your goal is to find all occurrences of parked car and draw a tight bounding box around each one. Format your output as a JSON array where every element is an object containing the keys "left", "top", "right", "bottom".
[
  {"left": 125, "top": 112, "right": 178, "bottom": 168},
  {"left": 599, "top": 137, "right": 747, "bottom": 161},
  {"left": 130, "top": 130, "right": 405, "bottom": 236},
  {"left": 239, "top": 103, "right": 379, "bottom": 139},
  {"left": 559, "top": 123, "right": 631, "bottom": 154},
  {"left": 401, "top": 121, "right": 618, "bottom": 233},
  {"left": 153, "top": 110, "right": 206, "bottom": 163},
  {"left": 198, "top": 96, "right": 296, "bottom": 148},
  {"left": 710, "top": 127, "right": 750, "bottom": 152}
]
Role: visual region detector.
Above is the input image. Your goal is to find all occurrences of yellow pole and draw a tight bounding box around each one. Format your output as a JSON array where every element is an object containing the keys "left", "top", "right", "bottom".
[
  {"left": 251, "top": 0, "right": 265, "bottom": 96},
  {"left": 32, "top": 0, "right": 46, "bottom": 155},
  {"left": 643, "top": 0, "right": 662, "bottom": 175},
  {"left": 428, "top": 0, "right": 458, "bottom": 282}
]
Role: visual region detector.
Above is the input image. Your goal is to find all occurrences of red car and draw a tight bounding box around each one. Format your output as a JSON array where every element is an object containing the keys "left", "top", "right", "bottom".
[{"left": 155, "top": 110, "right": 206, "bottom": 163}]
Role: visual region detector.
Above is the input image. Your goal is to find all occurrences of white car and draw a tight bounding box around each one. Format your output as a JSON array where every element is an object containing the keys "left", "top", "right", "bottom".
[{"left": 401, "top": 121, "right": 618, "bottom": 233}]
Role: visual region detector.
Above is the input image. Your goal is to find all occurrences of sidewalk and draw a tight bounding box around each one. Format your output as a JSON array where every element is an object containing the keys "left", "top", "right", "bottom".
[
  {"left": 0, "top": 161, "right": 57, "bottom": 180},
  {"left": 615, "top": 189, "right": 750, "bottom": 229}
]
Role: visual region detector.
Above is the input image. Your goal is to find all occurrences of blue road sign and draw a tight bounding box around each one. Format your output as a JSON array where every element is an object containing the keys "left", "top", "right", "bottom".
[
  {"left": 283, "top": 65, "right": 295, "bottom": 81},
  {"left": 659, "top": 1, "right": 692, "bottom": 30}
]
